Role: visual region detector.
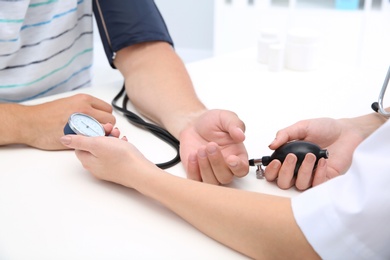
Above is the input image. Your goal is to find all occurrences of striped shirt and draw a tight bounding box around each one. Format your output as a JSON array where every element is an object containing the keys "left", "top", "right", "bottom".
[{"left": 0, "top": 0, "right": 93, "bottom": 103}]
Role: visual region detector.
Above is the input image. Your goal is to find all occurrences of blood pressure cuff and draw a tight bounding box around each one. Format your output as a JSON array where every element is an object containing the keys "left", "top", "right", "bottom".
[{"left": 92, "top": 0, "right": 173, "bottom": 68}]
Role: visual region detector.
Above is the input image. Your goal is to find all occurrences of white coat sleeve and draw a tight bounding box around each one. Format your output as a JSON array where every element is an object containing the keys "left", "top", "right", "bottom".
[{"left": 291, "top": 119, "right": 390, "bottom": 260}]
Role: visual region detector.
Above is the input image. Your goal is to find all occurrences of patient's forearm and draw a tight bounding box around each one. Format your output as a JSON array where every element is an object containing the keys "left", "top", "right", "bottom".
[{"left": 0, "top": 103, "right": 28, "bottom": 146}]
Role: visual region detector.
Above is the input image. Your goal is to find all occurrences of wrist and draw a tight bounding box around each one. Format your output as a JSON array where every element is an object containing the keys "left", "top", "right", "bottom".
[
  {"left": 165, "top": 108, "right": 208, "bottom": 140},
  {"left": 1, "top": 104, "right": 30, "bottom": 145},
  {"left": 126, "top": 164, "right": 165, "bottom": 193},
  {"left": 344, "top": 112, "right": 387, "bottom": 140}
]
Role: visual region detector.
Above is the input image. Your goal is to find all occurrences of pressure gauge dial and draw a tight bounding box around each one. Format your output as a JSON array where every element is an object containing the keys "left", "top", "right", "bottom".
[{"left": 64, "top": 113, "right": 105, "bottom": 137}]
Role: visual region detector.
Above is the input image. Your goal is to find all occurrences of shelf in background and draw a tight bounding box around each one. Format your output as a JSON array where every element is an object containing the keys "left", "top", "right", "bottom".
[{"left": 270, "top": 0, "right": 383, "bottom": 10}]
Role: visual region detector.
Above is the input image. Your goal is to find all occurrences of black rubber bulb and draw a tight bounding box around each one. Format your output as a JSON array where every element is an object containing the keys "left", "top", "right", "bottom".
[{"left": 262, "top": 141, "right": 329, "bottom": 177}]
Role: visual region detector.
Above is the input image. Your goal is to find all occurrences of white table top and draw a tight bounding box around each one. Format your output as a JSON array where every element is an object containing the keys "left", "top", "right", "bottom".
[{"left": 0, "top": 47, "right": 386, "bottom": 259}]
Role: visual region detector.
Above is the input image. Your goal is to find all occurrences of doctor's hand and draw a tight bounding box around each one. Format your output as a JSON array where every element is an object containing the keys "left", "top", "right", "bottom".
[
  {"left": 60, "top": 131, "right": 158, "bottom": 187},
  {"left": 264, "top": 117, "right": 365, "bottom": 190},
  {"left": 179, "top": 109, "right": 249, "bottom": 185},
  {"left": 24, "top": 94, "right": 115, "bottom": 150}
]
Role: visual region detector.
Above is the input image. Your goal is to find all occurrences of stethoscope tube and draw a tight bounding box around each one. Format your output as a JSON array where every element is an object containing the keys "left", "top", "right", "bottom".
[
  {"left": 372, "top": 65, "right": 390, "bottom": 118},
  {"left": 111, "top": 83, "right": 181, "bottom": 169}
]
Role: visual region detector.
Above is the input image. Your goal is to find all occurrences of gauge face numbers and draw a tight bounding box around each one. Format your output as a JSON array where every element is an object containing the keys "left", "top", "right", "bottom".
[{"left": 68, "top": 113, "right": 105, "bottom": 137}]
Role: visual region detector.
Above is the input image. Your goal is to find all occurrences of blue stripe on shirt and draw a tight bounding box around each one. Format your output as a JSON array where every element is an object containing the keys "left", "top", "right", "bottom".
[
  {"left": 1, "top": 31, "right": 92, "bottom": 70},
  {"left": 0, "top": 0, "right": 85, "bottom": 42},
  {"left": 0, "top": 64, "right": 92, "bottom": 102},
  {"left": 0, "top": 47, "right": 93, "bottom": 88},
  {"left": 0, "top": 13, "right": 92, "bottom": 57},
  {"left": 29, "top": 0, "right": 59, "bottom": 8}
]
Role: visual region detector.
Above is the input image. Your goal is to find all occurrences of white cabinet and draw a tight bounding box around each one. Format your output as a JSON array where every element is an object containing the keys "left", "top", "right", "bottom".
[
  {"left": 155, "top": 0, "right": 389, "bottom": 68},
  {"left": 213, "top": 0, "right": 390, "bottom": 68}
]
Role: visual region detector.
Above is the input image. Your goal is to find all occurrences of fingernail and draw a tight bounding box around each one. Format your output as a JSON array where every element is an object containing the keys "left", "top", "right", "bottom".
[
  {"left": 228, "top": 161, "right": 238, "bottom": 167},
  {"left": 198, "top": 149, "right": 207, "bottom": 158},
  {"left": 287, "top": 155, "right": 296, "bottom": 164},
  {"left": 319, "top": 158, "right": 326, "bottom": 167},
  {"left": 306, "top": 154, "right": 315, "bottom": 163},
  {"left": 272, "top": 160, "right": 280, "bottom": 169},
  {"left": 207, "top": 145, "right": 217, "bottom": 155},
  {"left": 268, "top": 138, "right": 277, "bottom": 147},
  {"left": 60, "top": 136, "right": 72, "bottom": 145}
]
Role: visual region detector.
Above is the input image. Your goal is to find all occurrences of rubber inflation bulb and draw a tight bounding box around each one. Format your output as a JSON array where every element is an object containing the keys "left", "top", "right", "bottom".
[{"left": 262, "top": 141, "right": 328, "bottom": 176}]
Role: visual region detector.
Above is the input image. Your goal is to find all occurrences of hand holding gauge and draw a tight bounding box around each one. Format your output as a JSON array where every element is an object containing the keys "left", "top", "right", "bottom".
[
  {"left": 64, "top": 113, "right": 105, "bottom": 137},
  {"left": 63, "top": 111, "right": 180, "bottom": 169}
]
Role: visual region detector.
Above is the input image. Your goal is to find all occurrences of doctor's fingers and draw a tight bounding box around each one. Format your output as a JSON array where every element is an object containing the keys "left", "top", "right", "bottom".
[
  {"left": 61, "top": 135, "right": 105, "bottom": 157},
  {"left": 74, "top": 149, "right": 96, "bottom": 171},
  {"left": 102, "top": 123, "right": 121, "bottom": 137},
  {"left": 264, "top": 155, "right": 298, "bottom": 185},
  {"left": 264, "top": 159, "right": 282, "bottom": 181},
  {"left": 276, "top": 154, "right": 297, "bottom": 190},
  {"left": 269, "top": 122, "right": 310, "bottom": 149},
  {"left": 294, "top": 153, "right": 317, "bottom": 191},
  {"left": 311, "top": 158, "right": 328, "bottom": 187}
]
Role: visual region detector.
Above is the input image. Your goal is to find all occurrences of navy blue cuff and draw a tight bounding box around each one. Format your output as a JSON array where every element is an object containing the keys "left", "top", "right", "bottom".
[{"left": 93, "top": 0, "right": 174, "bottom": 68}]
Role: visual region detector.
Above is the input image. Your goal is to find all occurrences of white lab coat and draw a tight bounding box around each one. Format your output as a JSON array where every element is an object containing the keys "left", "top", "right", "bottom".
[{"left": 292, "top": 119, "right": 390, "bottom": 260}]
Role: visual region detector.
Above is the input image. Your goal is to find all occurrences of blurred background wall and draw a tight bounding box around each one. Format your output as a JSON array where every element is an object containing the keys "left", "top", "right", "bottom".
[{"left": 154, "top": 0, "right": 390, "bottom": 69}]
